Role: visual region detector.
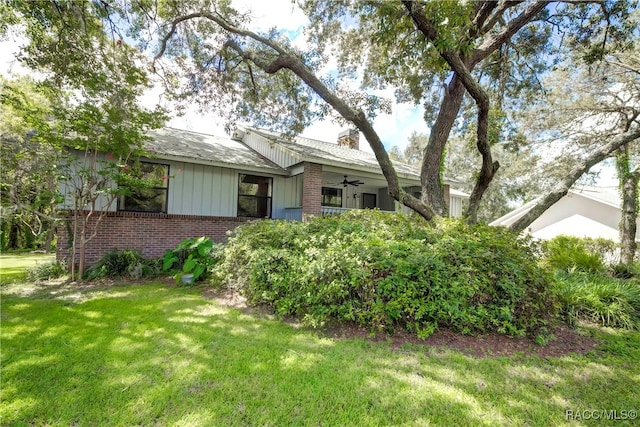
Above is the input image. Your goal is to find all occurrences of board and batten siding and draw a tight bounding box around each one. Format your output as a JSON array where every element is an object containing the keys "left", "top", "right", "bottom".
[
  {"left": 272, "top": 174, "right": 303, "bottom": 218},
  {"left": 161, "top": 159, "right": 301, "bottom": 218},
  {"left": 59, "top": 152, "right": 119, "bottom": 212},
  {"left": 60, "top": 151, "right": 301, "bottom": 218},
  {"left": 449, "top": 196, "right": 463, "bottom": 218},
  {"left": 242, "top": 131, "right": 300, "bottom": 168},
  {"left": 168, "top": 161, "right": 237, "bottom": 216}
]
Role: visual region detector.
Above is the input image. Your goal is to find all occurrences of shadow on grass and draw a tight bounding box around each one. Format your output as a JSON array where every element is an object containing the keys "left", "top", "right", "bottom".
[{"left": 1, "top": 283, "right": 639, "bottom": 426}]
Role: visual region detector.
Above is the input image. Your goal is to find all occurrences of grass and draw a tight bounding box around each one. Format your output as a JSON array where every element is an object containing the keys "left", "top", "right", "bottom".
[
  {"left": 1, "top": 283, "right": 639, "bottom": 426},
  {"left": 0, "top": 253, "right": 55, "bottom": 284},
  {"left": 1, "top": 254, "right": 639, "bottom": 426}
]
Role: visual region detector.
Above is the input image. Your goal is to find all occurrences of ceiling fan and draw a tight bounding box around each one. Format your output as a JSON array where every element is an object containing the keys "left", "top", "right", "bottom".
[{"left": 331, "top": 175, "right": 364, "bottom": 187}]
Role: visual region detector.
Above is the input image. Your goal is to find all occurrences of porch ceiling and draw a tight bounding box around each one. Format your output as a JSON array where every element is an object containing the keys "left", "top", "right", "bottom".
[{"left": 321, "top": 167, "right": 420, "bottom": 189}]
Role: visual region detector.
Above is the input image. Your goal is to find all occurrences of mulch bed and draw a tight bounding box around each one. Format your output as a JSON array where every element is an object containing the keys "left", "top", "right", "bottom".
[{"left": 204, "top": 287, "right": 599, "bottom": 358}]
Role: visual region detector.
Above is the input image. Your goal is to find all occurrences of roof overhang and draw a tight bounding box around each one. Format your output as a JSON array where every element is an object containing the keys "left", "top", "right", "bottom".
[{"left": 146, "top": 152, "right": 290, "bottom": 176}]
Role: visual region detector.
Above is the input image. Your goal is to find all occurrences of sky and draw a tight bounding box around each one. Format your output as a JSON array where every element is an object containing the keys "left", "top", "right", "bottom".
[{"left": 0, "top": 0, "right": 617, "bottom": 186}]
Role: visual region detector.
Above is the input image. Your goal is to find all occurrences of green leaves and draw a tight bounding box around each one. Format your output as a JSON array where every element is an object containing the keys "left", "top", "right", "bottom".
[
  {"left": 217, "top": 210, "right": 557, "bottom": 338},
  {"left": 163, "top": 237, "right": 218, "bottom": 284}
]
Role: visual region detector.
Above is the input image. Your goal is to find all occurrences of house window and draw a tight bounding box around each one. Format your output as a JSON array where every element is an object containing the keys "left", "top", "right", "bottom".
[
  {"left": 238, "top": 174, "right": 272, "bottom": 218},
  {"left": 361, "top": 193, "right": 376, "bottom": 209},
  {"left": 322, "top": 187, "right": 342, "bottom": 207},
  {"left": 118, "top": 162, "right": 169, "bottom": 213}
]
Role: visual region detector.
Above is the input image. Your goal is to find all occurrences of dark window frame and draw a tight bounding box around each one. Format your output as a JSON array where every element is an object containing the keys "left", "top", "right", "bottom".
[
  {"left": 321, "top": 187, "right": 343, "bottom": 207},
  {"left": 117, "top": 162, "right": 170, "bottom": 214},
  {"left": 237, "top": 174, "right": 273, "bottom": 218}
]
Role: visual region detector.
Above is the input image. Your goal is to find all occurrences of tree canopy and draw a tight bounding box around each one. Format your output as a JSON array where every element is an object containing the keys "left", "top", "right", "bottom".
[
  {"left": 1, "top": 1, "right": 167, "bottom": 275},
  {"left": 2, "top": 0, "right": 637, "bottom": 233},
  {"left": 121, "top": 0, "right": 637, "bottom": 223}
]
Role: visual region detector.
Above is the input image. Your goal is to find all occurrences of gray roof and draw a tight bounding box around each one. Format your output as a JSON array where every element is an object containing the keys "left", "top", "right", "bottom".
[
  {"left": 490, "top": 185, "right": 620, "bottom": 227},
  {"left": 146, "top": 128, "right": 284, "bottom": 173},
  {"left": 571, "top": 186, "right": 620, "bottom": 208},
  {"left": 248, "top": 128, "right": 426, "bottom": 180}
]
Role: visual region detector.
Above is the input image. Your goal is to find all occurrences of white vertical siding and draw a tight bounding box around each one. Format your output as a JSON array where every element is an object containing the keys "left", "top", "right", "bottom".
[
  {"left": 168, "top": 161, "right": 237, "bottom": 216},
  {"left": 272, "top": 174, "right": 303, "bottom": 219},
  {"left": 449, "top": 196, "right": 463, "bottom": 218},
  {"left": 243, "top": 132, "right": 300, "bottom": 168},
  {"left": 59, "top": 152, "right": 118, "bottom": 212}
]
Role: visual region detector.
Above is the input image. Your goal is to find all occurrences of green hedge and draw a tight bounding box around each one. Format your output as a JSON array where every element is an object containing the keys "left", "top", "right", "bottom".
[{"left": 215, "top": 211, "right": 557, "bottom": 338}]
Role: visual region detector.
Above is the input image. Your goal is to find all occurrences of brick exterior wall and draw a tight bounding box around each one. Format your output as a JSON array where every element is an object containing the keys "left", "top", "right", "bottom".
[
  {"left": 56, "top": 211, "right": 252, "bottom": 266},
  {"left": 301, "top": 162, "right": 323, "bottom": 219}
]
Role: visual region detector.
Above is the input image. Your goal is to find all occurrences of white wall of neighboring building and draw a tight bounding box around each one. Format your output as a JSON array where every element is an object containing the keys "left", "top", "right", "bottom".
[
  {"left": 491, "top": 189, "right": 638, "bottom": 243},
  {"left": 525, "top": 193, "right": 620, "bottom": 239}
]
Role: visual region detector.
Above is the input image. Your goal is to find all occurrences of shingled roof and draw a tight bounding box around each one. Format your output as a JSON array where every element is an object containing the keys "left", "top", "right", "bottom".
[
  {"left": 244, "top": 127, "right": 453, "bottom": 183},
  {"left": 145, "top": 127, "right": 285, "bottom": 174}
]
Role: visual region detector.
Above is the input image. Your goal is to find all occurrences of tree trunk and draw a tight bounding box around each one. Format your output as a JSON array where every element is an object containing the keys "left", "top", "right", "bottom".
[
  {"left": 616, "top": 146, "right": 638, "bottom": 265},
  {"left": 71, "top": 209, "right": 79, "bottom": 281},
  {"left": 510, "top": 127, "right": 640, "bottom": 233},
  {"left": 78, "top": 232, "right": 86, "bottom": 280},
  {"left": 8, "top": 218, "right": 20, "bottom": 249},
  {"left": 421, "top": 75, "right": 466, "bottom": 216}
]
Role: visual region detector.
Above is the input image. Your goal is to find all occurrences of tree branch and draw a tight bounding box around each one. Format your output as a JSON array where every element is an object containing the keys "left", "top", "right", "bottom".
[
  {"left": 473, "top": 1, "right": 550, "bottom": 65},
  {"left": 510, "top": 126, "right": 640, "bottom": 232},
  {"left": 156, "top": 11, "right": 436, "bottom": 220},
  {"left": 475, "top": 1, "right": 521, "bottom": 37}
]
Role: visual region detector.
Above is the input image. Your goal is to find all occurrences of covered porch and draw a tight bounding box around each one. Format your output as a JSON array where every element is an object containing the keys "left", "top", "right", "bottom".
[{"left": 283, "top": 162, "right": 457, "bottom": 221}]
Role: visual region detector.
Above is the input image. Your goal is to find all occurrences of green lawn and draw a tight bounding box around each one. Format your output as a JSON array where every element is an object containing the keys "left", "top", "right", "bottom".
[
  {"left": 0, "top": 253, "right": 55, "bottom": 284},
  {"left": 1, "top": 278, "right": 639, "bottom": 426}
]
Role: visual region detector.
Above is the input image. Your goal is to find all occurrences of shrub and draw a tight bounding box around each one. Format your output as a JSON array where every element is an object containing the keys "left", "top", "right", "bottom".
[
  {"left": 610, "top": 261, "right": 640, "bottom": 280},
  {"left": 84, "top": 250, "right": 161, "bottom": 280},
  {"left": 27, "top": 260, "right": 68, "bottom": 281},
  {"left": 216, "top": 211, "right": 557, "bottom": 338},
  {"left": 163, "top": 237, "right": 218, "bottom": 284},
  {"left": 555, "top": 271, "right": 640, "bottom": 330},
  {"left": 582, "top": 237, "right": 619, "bottom": 265},
  {"left": 542, "top": 235, "right": 605, "bottom": 273}
]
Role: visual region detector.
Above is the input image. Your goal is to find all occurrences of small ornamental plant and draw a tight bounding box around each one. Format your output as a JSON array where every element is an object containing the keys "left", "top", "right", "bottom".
[{"left": 163, "top": 236, "right": 216, "bottom": 284}]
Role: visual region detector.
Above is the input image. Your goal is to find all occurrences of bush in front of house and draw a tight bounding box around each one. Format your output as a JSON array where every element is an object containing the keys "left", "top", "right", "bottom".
[
  {"left": 541, "top": 235, "right": 640, "bottom": 330},
  {"left": 214, "top": 210, "right": 557, "bottom": 338},
  {"left": 84, "top": 250, "right": 162, "bottom": 280},
  {"left": 27, "top": 260, "right": 68, "bottom": 281},
  {"left": 163, "top": 236, "right": 221, "bottom": 284}
]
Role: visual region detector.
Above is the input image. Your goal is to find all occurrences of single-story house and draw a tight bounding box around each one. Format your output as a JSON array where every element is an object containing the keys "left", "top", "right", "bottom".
[
  {"left": 57, "top": 126, "right": 469, "bottom": 264},
  {"left": 489, "top": 186, "right": 636, "bottom": 242}
]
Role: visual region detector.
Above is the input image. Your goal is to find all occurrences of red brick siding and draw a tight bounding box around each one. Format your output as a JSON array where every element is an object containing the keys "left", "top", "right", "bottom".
[
  {"left": 301, "top": 162, "right": 322, "bottom": 219},
  {"left": 56, "top": 211, "right": 252, "bottom": 266}
]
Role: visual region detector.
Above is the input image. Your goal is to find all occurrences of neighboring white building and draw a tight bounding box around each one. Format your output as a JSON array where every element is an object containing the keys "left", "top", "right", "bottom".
[{"left": 490, "top": 186, "right": 637, "bottom": 242}]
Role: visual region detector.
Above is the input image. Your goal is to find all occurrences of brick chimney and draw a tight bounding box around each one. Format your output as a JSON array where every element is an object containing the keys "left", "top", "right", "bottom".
[{"left": 337, "top": 129, "right": 359, "bottom": 150}]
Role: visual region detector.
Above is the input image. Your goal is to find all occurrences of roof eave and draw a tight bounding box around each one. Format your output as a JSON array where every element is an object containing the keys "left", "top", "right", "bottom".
[{"left": 147, "top": 152, "right": 289, "bottom": 176}]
